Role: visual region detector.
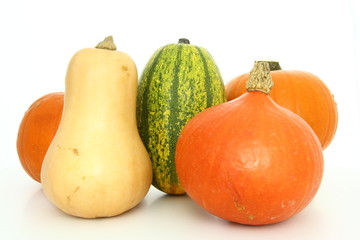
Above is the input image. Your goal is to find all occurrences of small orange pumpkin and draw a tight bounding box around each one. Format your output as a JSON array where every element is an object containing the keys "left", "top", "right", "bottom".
[
  {"left": 176, "top": 62, "right": 324, "bottom": 225},
  {"left": 225, "top": 61, "right": 338, "bottom": 149},
  {"left": 17, "top": 92, "right": 64, "bottom": 182}
]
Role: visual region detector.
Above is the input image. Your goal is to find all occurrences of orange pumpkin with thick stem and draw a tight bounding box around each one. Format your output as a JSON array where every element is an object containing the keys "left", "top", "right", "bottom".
[
  {"left": 17, "top": 92, "right": 64, "bottom": 182},
  {"left": 225, "top": 61, "right": 338, "bottom": 149},
  {"left": 175, "top": 61, "right": 324, "bottom": 225}
]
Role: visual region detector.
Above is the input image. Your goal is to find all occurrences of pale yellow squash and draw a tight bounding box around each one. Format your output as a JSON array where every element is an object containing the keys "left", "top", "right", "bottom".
[{"left": 41, "top": 36, "right": 152, "bottom": 218}]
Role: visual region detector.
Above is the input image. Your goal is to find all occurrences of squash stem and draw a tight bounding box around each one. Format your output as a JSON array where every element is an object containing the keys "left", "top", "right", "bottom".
[
  {"left": 246, "top": 61, "right": 274, "bottom": 94},
  {"left": 255, "top": 60, "right": 282, "bottom": 71},
  {"left": 96, "top": 36, "right": 117, "bottom": 50},
  {"left": 178, "top": 38, "right": 190, "bottom": 44}
]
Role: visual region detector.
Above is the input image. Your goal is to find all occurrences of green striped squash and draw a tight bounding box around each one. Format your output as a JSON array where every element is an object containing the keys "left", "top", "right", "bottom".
[{"left": 136, "top": 39, "right": 226, "bottom": 194}]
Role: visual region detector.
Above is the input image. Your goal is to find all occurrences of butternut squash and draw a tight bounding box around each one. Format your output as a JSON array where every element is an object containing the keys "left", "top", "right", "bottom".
[{"left": 41, "top": 36, "right": 152, "bottom": 218}]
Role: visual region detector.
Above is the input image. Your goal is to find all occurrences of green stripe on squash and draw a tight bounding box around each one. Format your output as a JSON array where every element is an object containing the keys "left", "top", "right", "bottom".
[{"left": 136, "top": 39, "right": 226, "bottom": 194}]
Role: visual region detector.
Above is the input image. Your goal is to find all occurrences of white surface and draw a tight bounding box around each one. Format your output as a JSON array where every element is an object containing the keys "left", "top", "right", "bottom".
[
  {"left": 1, "top": 164, "right": 360, "bottom": 240},
  {"left": 1, "top": 0, "right": 360, "bottom": 239}
]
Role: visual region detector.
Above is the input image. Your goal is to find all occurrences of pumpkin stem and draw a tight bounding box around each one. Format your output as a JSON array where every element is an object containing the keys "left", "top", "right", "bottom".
[
  {"left": 246, "top": 61, "right": 274, "bottom": 94},
  {"left": 256, "top": 61, "right": 282, "bottom": 71},
  {"left": 178, "top": 38, "right": 190, "bottom": 44},
  {"left": 95, "top": 36, "right": 117, "bottom": 50}
]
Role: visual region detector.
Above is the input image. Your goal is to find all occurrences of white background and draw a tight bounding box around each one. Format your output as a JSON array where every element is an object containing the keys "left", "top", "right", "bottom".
[{"left": 1, "top": 0, "right": 359, "bottom": 239}]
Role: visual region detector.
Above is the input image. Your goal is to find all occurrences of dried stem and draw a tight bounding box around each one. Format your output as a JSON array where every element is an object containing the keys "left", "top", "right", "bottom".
[
  {"left": 246, "top": 61, "right": 274, "bottom": 94},
  {"left": 95, "top": 36, "right": 117, "bottom": 50},
  {"left": 255, "top": 60, "right": 282, "bottom": 71}
]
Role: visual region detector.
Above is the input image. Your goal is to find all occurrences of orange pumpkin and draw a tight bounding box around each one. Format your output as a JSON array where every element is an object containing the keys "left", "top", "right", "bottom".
[
  {"left": 17, "top": 92, "right": 64, "bottom": 182},
  {"left": 225, "top": 61, "right": 338, "bottom": 149},
  {"left": 175, "top": 62, "right": 324, "bottom": 225}
]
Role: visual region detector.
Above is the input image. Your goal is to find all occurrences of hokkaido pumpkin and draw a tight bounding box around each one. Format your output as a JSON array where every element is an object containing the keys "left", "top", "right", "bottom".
[
  {"left": 41, "top": 36, "right": 152, "bottom": 218},
  {"left": 176, "top": 61, "right": 324, "bottom": 225},
  {"left": 17, "top": 92, "right": 64, "bottom": 182},
  {"left": 225, "top": 61, "right": 337, "bottom": 149}
]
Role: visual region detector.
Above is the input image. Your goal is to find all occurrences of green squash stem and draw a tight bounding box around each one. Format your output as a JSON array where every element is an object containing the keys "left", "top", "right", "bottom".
[{"left": 178, "top": 38, "right": 190, "bottom": 44}]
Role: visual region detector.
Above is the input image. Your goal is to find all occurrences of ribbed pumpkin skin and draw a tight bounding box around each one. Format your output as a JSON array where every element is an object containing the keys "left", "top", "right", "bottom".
[
  {"left": 136, "top": 41, "right": 226, "bottom": 194},
  {"left": 17, "top": 92, "right": 64, "bottom": 182},
  {"left": 226, "top": 69, "right": 338, "bottom": 149}
]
